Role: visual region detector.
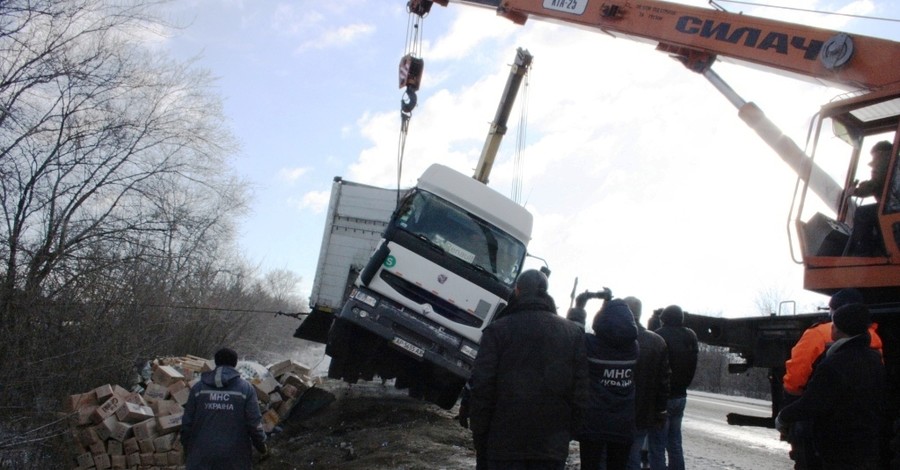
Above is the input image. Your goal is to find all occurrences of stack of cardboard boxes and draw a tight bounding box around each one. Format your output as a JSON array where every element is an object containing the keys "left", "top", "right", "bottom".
[{"left": 66, "top": 356, "right": 314, "bottom": 470}]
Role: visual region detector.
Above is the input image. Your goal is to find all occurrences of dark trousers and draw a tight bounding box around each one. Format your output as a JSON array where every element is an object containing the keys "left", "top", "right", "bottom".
[
  {"left": 846, "top": 203, "right": 884, "bottom": 256},
  {"left": 486, "top": 459, "right": 566, "bottom": 470},
  {"left": 580, "top": 439, "right": 632, "bottom": 470}
]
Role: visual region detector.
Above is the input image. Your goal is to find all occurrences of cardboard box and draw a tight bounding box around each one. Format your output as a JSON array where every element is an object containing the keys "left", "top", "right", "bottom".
[
  {"left": 157, "top": 412, "right": 182, "bottom": 435},
  {"left": 116, "top": 402, "right": 154, "bottom": 424},
  {"left": 91, "top": 394, "right": 124, "bottom": 424},
  {"left": 153, "top": 451, "right": 169, "bottom": 466},
  {"left": 171, "top": 386, "right": 190, "bottom": 406},
  {"left": 137, "top": 438, "right": 155, "bottom": 454},
  {"left": 153, "top": 433, "right": 175, "bottom": 452},
  {"left": 267, "top": 359, "right": 311, "bottom": 378},
  {"left": 151, "top": 399, "right": 180, "bottom": 417},
  {"left": 94, "top": 415, "right": 118, "bottom": 442},
  {"left": 123, "top": 391, "right": 147, "bottom": 407},
  {"left": 75, "top": 404, "right": 97, "bottom": 426},
  {"left": 107, "top": 439, "right": 123, "bottom": 455},
  {"left": 168, "top": 450, "right": 183, "bottom": 465},
  {"left": 143, "top": 382, "right": 169, "bottom": 401},
  {"left": 89, "top": 440, "right": 106, "bottom": 455},
  {"left": 261, "top": 409, "right": 280, "bottom": 433},
  {"left": 110, "top": 454, "right": 126, "bottom": 469},
  {"left": 126, "top": 452, "right": 142, "bottom": 466},
  {"left": 132, "top": 418, "right": 158, "bottom": 440},
  {"left": 151, "top": 365, "right": 185, "bottom": 387},
  {"left": 67, "top": 392, "right": 100, "bottom": 412},
  {"left": 76, "top": 451, "right": 94, "bottom": 468},
  {"left": 123, "top": 437, "right": 139, "bottom": 455},
  {"left": 281, "top": 373, "right": 310, "bottom": 394},
  {"left": 92, "top": 452, "right": 111, "bottom": 469},
  {"left": 109, "top": 420, "right": 133, "bottom": 442},
  {"left": 94, "top": 384, "right": 115, "bottom": 402},
  {"left": 252, "top": 374, "right": 280, "bottom": 396}
]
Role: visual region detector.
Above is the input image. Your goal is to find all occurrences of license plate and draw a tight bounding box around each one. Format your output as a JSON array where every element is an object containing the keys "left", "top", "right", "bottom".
[{"left": 392, "top": 337, "right": 425, "bottom": 357}]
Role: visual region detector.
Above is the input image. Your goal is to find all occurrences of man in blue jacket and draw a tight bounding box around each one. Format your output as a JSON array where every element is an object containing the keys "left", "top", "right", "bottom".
[
  {"left": 577, "top": 298, "right": 639, "bottom": 470},
  {"left": 181, "top": 348, "right": 268, "bottom": 469}
]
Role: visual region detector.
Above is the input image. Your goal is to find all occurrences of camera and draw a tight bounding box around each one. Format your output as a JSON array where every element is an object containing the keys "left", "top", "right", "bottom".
[{"left": 574, "top": 288, "right": 612, "bottom": 308}]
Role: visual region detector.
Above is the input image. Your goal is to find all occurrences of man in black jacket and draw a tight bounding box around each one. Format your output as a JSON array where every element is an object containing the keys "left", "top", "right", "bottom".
[
  {"left": 623, "top": 297, "right": 669, "bottom": 470},
  {"left": 469, "top": 269, "right": 589, "bottom": 470},
  {"left": 649, "top": 305, "right": 698, "bottom": 470},
  {"left": 776, "top": 303, "right": 886, "bottom": 469}
]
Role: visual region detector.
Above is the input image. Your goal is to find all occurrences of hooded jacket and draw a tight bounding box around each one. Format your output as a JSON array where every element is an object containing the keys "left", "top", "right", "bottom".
[
  {"left": 181, "top": 366, "right": 267, "bottom": 470},
  {"left": 777, "top": 333, "right": 885, "bottom": 467},
  {"left": 655, "top": 306, "right": 698, "bottom": 398},
  {"left": 469, "top": 291, "right": 589, "bottom": 461},
  {"left": 578, "top": 299, "right": 639, "bottom": 444}
]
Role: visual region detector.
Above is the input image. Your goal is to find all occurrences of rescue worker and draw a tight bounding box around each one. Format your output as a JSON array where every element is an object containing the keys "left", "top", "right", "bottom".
[
  {"left": 181, "top": 348, "right": 268, "bottom": 469},
  {"left": 776, "top": 303, "right": 886, "bottom": 469},
  {"left": 781, "top": 288, "right": 882, "bottom": 469},
  {"left": 468, "top": 269, "right": 589, "bottom": 470},
  {"left": 577, "top": 298, "right": 639, "bottom": 470}
]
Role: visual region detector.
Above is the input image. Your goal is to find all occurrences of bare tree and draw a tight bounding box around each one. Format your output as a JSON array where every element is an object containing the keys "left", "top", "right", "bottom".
[{"left": 0, "top": 0, "right": 245, "bottom": 316}]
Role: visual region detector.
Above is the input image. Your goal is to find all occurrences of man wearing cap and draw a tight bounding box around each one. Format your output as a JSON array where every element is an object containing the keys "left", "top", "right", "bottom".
[
  {"left": 649, "top": 305, "right": 698, "bottom": 470},
  {"left": 181, "top": 347, "right": 268, "bottom": 469},
  {"left": 782, "top": 289, "right": 882, "bottom": 469},
  {"left": 623, "top": 296, "right": 669, "bottom": 470},
  {"left": 847, "top": 140, "right": 893, "bottom": 256},
  {"left": 776, "top": 304, "right": 886, "bottom": 469},
  {"left": 468, "top": 269, "right": 589, "bottom": 470}
]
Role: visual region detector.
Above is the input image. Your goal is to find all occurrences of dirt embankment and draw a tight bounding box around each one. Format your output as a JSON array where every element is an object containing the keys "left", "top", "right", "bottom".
[{"left": 257, "top": 380, "right": 478, "bottom": 470}]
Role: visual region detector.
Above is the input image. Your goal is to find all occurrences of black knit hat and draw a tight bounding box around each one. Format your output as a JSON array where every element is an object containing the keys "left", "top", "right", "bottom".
[
  {"left": 214, "top": 348, "right": 238, "bottom": 367},
  {"left": 829, "top": 288, "right": 864, "bottom": 310},
  {"left": 660, "top": 305, "right": 684, "bottom": 326},
  {"left": 515, "top": 269, "right": 548, "bottom": 296},
  {"left": 831, "top": 303, "right": 871, "bottom": 336}
]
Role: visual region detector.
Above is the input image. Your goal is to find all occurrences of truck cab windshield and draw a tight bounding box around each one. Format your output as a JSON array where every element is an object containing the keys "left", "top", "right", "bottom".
[{"left": 395, "top": 190, "right": 526, "bottom": 286}]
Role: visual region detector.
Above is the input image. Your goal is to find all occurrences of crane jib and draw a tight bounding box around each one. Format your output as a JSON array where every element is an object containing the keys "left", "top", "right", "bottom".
[{"left": 675, "top": 16, "right": 824, "bottom": 61}]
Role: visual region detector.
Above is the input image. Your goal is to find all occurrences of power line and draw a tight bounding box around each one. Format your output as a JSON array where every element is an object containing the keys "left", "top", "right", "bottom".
[{"left": 717, "top": 0, "right": 900, "bottom": 22}]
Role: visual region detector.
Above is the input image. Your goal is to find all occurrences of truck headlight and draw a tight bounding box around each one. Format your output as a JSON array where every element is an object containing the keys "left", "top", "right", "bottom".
[
  {"left": 460, "top": 344, "right": 478, "bottom": 360},
  {"left": 351, "top": 289, "right": 377, "bottom": 307}
]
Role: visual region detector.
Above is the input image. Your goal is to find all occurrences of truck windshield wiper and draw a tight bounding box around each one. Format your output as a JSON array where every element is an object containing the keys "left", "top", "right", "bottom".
[{"left": 415, "top": 233, "right": 444, "bottom": 254}]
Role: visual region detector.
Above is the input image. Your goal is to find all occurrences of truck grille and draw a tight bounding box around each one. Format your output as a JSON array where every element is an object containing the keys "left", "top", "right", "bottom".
[{"left": 380, "top": 271, "right": 484, "bottom": 328}]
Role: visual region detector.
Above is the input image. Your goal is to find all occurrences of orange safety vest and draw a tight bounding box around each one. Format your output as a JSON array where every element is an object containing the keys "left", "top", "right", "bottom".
[{"left": 783, "top": 321, "right": 882, "bottom": 396}]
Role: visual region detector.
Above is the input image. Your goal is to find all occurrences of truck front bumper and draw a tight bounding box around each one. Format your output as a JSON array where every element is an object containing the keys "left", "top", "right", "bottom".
[{"left": 338, "top": 287, "right": 477, "bottom": 380}]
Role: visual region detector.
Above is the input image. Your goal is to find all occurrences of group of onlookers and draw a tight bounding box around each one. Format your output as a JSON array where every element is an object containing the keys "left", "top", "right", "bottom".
[{"left": 463, "top": 269, "right": 698, "bottom": 470}]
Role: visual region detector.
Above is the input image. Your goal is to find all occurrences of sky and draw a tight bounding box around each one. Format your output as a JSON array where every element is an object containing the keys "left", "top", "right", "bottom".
[{"left": 160, "top": 0, "right": 900, "bottom": 323}]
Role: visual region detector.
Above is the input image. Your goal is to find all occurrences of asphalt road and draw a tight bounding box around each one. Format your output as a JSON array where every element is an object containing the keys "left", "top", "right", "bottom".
[{"left": 680, "top": 391, "right": 794, "bottom": 469}]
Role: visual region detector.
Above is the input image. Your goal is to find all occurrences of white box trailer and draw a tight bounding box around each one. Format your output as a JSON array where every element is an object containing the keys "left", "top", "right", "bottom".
[{"left": 295, "top": 177, "right": 404, "bottom": 342}]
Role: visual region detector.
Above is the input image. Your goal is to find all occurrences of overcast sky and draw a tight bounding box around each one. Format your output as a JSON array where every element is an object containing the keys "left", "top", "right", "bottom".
[{"left": 162, "top": 0, "right": 900, "bottom": 323}]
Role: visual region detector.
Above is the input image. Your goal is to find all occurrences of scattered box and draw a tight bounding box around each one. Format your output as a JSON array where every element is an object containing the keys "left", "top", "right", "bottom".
[
  {"left": 116, "top": 402, "right": 154, "bottom": 424},
  {"left": 132, "top": 418, "right": 158, "bottom": 441},
  {"left": 157, "top": 412, "right": 182, "bottom": 435},
  {"left": 151, "top": 365, "right": 185, "bottom": 387}
]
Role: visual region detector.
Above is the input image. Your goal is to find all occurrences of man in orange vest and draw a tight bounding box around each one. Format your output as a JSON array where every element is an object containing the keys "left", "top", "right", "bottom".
[{"left": 781, "top": 288, "right": 882, "bottom": 469}]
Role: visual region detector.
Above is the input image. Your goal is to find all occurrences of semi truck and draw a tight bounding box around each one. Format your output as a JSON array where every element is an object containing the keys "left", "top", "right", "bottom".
[{"left": 295, "top": 49, "right": 534, "bottom": 409}]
